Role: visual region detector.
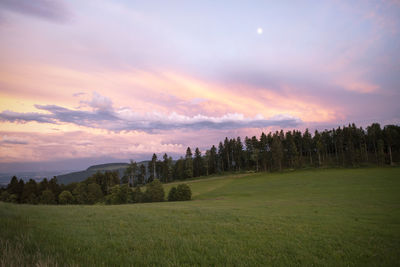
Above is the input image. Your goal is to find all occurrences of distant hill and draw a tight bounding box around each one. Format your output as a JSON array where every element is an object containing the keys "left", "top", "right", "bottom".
[
  {"left": 86, "top": 163, "right": 129, "bottom": 171},
  {"left": 57, "top": 162, "right": 149, "bottom": 185},
  {"left": 0, "top": 171, "right": 70, "bottom": 187}
]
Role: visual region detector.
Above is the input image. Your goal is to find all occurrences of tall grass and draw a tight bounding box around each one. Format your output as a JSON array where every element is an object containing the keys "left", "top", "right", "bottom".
[{"left": 1, "top": 167, "right": 399, "bottom": 266}]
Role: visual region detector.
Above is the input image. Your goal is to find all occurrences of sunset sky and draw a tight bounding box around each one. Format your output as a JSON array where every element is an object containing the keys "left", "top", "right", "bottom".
[{"left": 0, "top": 0, "right": 399, "bottom": 172}]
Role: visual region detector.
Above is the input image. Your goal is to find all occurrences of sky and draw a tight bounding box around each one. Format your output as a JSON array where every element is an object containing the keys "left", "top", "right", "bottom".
[{"left": 0, "top": 0, "right": 399, "bottom": 172}]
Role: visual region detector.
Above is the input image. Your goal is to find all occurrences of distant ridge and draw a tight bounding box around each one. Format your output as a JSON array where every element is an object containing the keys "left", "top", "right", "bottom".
[
  {"left": 57, "top": 161, "right": 149, "bottom": 185},
  {"left": 86, "top": 163, "right": 129, "bottom": 171}
]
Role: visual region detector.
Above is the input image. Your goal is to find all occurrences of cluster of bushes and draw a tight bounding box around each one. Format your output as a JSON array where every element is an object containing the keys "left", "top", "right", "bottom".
[
  {"left": 0, "top": 171, "right": 192, "bottom": 205},
  {"left": 168, "top": 184, "right": 192, "bottom": 201},
  {"left": 105, "top": 179, "right": 166, "bottom": 205}
]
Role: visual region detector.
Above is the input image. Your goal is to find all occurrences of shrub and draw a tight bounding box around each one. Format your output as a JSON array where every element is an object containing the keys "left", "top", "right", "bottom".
[
  {"left": 26, "top": 193, "right": 38, "bottom": 205},
  {"left": 106, "top": 184, "right": 130, "bottom": 205},
  {"left": 0, "top": 191, "right": 10, "bottom": 202},
  {"left": 8, "top": 194, "right": 18, "bottom": 203},
  {"left": 132, "top": 186, "right": 143, "bottom": 203},
  {"left": 72, "top": 183, "right": 88, "bottom": 204},
  {"left": 144, "top": 179, "right": 164, "bottom": 202},
  {"left": 168, "top": 184, "right": 192, "bottom": 201},
  {"left": 168, "top": 187, "right": 178, "bottom": 201},
  {"left": 39, "top": 190, "right": 56, "bottom": 204},
  {"left": 176, "top": 184, "right": 191, "bottom": 201},
  {"left": 58, "top": 190, "right": 74, "bottom": 205},
  {"left": 87, "top": 183, "right": 103, "bottom": 204}
]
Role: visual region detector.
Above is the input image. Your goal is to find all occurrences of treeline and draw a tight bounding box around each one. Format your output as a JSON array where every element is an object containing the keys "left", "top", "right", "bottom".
[
  {"left": 0, "top": 171, "right": 191, "bottom": 205},
  {"left": 1, "top": 122, "right": 399, "bottom": 204},
  {"left": 145, "top": 122, "right": 400, "bottom": 182}
]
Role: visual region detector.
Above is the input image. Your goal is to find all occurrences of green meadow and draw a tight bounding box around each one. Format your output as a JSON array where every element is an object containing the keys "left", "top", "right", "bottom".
[{"left": 1, "top": 167, "right": 400, "bottom": 266}]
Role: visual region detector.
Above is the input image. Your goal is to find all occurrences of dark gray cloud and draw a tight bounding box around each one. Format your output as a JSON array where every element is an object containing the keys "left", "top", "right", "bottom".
[
  {"left": 0, "top": 0, "right": 70, "bottom": 22},
  {"left": 0, "top": 110, "right": 54, "bottom": 123},
  {"left": 0, "top": 94, "right": 302, "bottom": 132},
  {"left": 0, "top": 135, "right": 28, "bottom": 145}
]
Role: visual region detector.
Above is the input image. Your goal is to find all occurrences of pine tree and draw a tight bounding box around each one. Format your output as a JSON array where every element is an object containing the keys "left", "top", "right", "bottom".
[
  {"left": 303, "top": 129, "right": 313, "bottom": 166},
  {"left": 367, "top": 123, "right": 382, "bottom": 164},
  {"left": 259, "top": 133, "right": 268, "bottom": 171},
  {"left": 184, "top": 147, "right": 193, "bottom": 179},
  {"left": 125, "top": 160, "right": 137, "bottom": 187},
  {"left": 138, "top": 164, "right": 146, "bottom": 185},
  {"left": 218, "top": 142, "right": 225, "bottom": 172},
  {"left": 21, "top": 179, "right": 38, "bottom": 204},
  {"left": 148, "top": 154, "right": 157, "bottom": 182},
  {"left": 271, "top": 133, "right": 283, "bottom": 171},
  {"left": 209, "top": 145, "right": 217, "bottom": 174},
  {"left": 384, "top": 125, "right": 398, "bottom": 165},
  {"left": 204, "top": 150, "right": 210, "bottom": 176},
  {"left": 193, "top": 148, "right": 203, "bottom": 177},
  {"left": 235, "top": 137, "right": 244, "bottom": 171},
  {"left": 286, "top": 131, "right": 299, "bottom": 168},
  {"left": 162, "top": 153, "right": 172, "bottom": 183}
]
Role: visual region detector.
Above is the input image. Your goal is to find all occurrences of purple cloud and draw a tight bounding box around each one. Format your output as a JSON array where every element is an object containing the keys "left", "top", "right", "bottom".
[
  {"left": 0, "top": 0, "right": 70, "bottom": 22},
  {"left": 0, "top": 93, "right": 302, "bottom": 132},
  {"left": 0, "top": 135, "right": 28, "bottom": 145}
]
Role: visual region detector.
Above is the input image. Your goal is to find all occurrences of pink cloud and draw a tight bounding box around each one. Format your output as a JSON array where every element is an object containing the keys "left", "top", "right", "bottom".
[{"left": 339, "top": 81, "right": 379, "bottom": 94}]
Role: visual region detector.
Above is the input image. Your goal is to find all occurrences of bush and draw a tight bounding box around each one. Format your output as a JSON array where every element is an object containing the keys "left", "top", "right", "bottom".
[
  {"left": 26, "top": 193, "right": 38, "bottom": 205},
  {"left": 8, "top": 194, "right": 18, "bottom": 203},
  {"left": 72, "top": 183, "right": 88, "bottom": 204},
  {"left": 168, "top": 184, "right": 192, "bottom": 201},
  {"left": 132, "top": 186, "right": 143, "bottom": 203},
  {"left": 0, "top": 191, "right": 10, "bottom": 202},
  {"left": 40, "top": 190, "right": 56, "bottom": 204},
  {"left": 144, "top": 179, "right": 164, "bottom": 202},
  {"left": 58, "top": 190, "right": 74, "bottom": 205},
  {"left": 87, "top": 183, "right": 103, "bottom": 204},
  {"left": 176, "top": 184, "right": 191, "bottom": 201},
  {"left": 168, "top": 187, "right": 178, "bottom": 201},
  {"left": 107, "top": 184, "right": 130, "bottom": 205}
]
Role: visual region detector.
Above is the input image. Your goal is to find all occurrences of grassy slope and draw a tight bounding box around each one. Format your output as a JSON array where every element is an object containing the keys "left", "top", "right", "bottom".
[{"left": 1, "top": 168, "right": 399, "bottom": 266}]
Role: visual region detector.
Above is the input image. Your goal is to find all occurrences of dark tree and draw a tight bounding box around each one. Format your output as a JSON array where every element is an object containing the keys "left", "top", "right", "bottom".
[
  {"left": 193, "top": 148, "right": 203, "bottom": 177},
  {"left": 175, "top": 184, "right": 192, "bottom": 201},
  {"left": 144, "top": 179, "right": 164, "bottom": 202},
  {"left": 58, "top": 190, "right": 74, "bottom": 205},
  {"left": 148, "top": 154, "right": 157, "bottom": 182},
  {"left": 125, "top": 160, "right": 138, "bottom": 187},
  {"left": 21, "top": 179, "right": 38, "bottom": 204},
  {"left": 40, "top": 189, "right": 56, "bottom": 204},
  {"left": 271, "top": 133, "right": 283, "bottom": 171},
  {"left": 168, "top": 186, "right": 178, "bottom": 201},
  {"left": 138, "top": 164, "right": 146, "bottom": 185},
  {"left": 184, "top": 147, "right": 193, "bottom": 179}
]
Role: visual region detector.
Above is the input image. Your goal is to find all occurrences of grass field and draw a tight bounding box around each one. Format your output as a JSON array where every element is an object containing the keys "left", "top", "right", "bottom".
[{"left": 1, "top": 167, "right": 400, "bottom": 266}]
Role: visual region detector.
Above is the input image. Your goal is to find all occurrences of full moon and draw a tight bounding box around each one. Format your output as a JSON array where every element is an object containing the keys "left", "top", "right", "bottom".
[{"left": 257, "top": 27, "right": 263, "bottom": 34}]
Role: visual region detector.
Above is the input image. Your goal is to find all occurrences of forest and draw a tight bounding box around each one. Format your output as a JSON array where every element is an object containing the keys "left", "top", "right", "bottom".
[{"left": 1, "top": 122, "right": 399, "bottom": 205}]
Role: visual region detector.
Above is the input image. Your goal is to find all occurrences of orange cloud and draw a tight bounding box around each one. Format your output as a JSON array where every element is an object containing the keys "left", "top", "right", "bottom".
[{"left": 0, "top": 62, "right": 339, "bottom": 129}]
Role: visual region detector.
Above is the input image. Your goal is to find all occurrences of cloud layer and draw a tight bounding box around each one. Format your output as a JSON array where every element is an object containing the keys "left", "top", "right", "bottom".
[
  {"left": 0, "top": 135, "right": 28, "bottom": 145},
  {"left": 0, "top": 93, "right": 301, "bottom": 132},
  {"left": 0, "top": 0, "right": 70, "bottom": 22}
]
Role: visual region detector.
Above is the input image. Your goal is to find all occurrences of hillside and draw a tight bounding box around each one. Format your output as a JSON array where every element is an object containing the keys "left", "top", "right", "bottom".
[
  {"left": 56, "top": 162, "right": 149, "bottom": 185},
  {"left": 1, "top": 167, "right": 399, "bottom": 266},
  {"left": 86, "top": 163, "right": 129, "bottom": 171}
]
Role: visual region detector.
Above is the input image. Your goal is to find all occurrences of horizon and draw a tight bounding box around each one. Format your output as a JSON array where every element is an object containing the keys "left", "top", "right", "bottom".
[
  {"left": 0, "top": 121, "right": 395, "bottom": 173},
  {"left": 1, "top": 0, "right": 399, "bottom": 172}
]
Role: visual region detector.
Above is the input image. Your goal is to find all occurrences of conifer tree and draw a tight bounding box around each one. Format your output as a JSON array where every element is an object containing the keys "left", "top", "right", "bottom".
[
  {"left": 193, "top": 148, "right": 203, "bottom": 177},
  {"left": 271, "top": 133, "right": 283, "bottom": 171},
  {"left": 184, "top": 147, "right": 193, "bottom": 179},
  {"left": 148, "top": 154, "right": 157, "bottom": 182}
]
